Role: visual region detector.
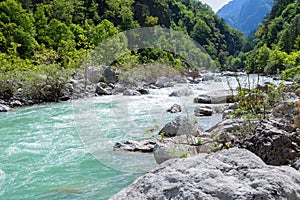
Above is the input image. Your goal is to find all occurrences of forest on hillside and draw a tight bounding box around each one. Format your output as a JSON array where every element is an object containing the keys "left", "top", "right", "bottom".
[
  {"left": 0, "top": 0, "right": 299, "bottom": 102},
  {"left": 0, "top": 0, "right": 243, "bottom": 72},
  {"left": 243, "top": 0, "right": 300, "bottom": 79}
]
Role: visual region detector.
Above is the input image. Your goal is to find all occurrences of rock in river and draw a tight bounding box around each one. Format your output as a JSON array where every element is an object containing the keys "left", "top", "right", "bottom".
[
  {"left": 166, "top": 104, "right": 181, "bottom": 113},
  {"left": 123, "top": 89, "right": 141, "bottom": 96},
  {"left": 194, "top": 90, "right": 236, "bottom": 104},
  {"left": 0, "top": 104, "right": 11, "bottom": 112},
  {"left": 113, "top": 140, "right": 156, "bottom": 153},
  {"left": 111, "top": 148, "right": 300, "bottom": 200},
  {"left": 96, "top": 82, "right": 112, "bottom": 95},
  {"left": 169, "top": 89, "right": 193, "bottom": 97},
  {"left": 194, "top": 105, "right": 213, "bottom": 116},
  {"left": 159, "top": 116, "right": 202, "bottom": 137}
]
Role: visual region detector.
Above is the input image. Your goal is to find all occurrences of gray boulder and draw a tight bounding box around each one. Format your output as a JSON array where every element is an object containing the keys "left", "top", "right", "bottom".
[
  {"left": 172, "top": 76, "right": 187, "bottom": 83},
  {"left": 166, "top": 104, "right": 182, "bottom": 113},
  {"left": 96, "top": 82, "right": 112, "bottom": 95},
  {"left": 86, "top": 66, "right": 103, "bottom": 84},
  {"left": 0, "top": 104, "right": 11, "bottom": 112},
  {"left": 103, "top": 66, "right": 118, "bottom": 84},
  {"left": 293, "top": 158, "right": 300, "bottom": 171},
  {"left": 113, "top": 140, "right": 156, "bottom": 153},
  {"left": 194, "top": 90, "right": 236, "bottom": 104},
  {"left": 123, "top": 89, "right": 141, "bottom": 96},
  {"left": 159, "top": 116, "right": 202, "bottom": 137},
  {"left": 112, "top": 83, "right": 126, "bottom": 94},
  {"left": 9, "top": 100, "right": 22, "bottom": 107},
  {"left": 155, "top": 77, "right": 174, "bottom": 88},
  {"left": 153, "top": 135, "right": 214, "bottom": 164},
  {"left": 169, "top": 89, "right": 193, "bottom": 97},
  {"left": 241, "top": 118, "right": 300, "bottom": 166},
  {"left": 194, "top": 106, "right": 213, "bottom": 116},
  {"left": 111, "top": 148, "right": 300, "bottom": 200},
  {"left": 201, "top": 72, "right": 215, "bottom": 81},
  {"left": 137, "top": 88, "right": 150, "bottom": 95}
]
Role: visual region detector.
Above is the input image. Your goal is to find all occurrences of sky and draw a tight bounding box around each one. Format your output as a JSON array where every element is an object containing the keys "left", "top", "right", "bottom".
[{"left": 199, "top": 0, "right": 233, "bottom": 12}]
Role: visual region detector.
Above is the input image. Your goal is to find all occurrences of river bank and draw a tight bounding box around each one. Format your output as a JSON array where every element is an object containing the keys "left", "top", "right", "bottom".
[
  {"left": 111, "top": 78, "right": 300, "bottom": 199},
  {"left": 1, "top": 67, "right": 299, "bottom": 199},
  {"left": 0, "top": 65, "right": 280, "bottom": 112}
]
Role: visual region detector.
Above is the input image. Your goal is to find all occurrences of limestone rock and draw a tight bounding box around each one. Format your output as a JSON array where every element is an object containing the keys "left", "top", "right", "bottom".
[
  {"left": 153, "top": 135, "right": 213, "bottom": 164},
  {"left": 194, "top": 90, "right": 236, "bottom": 104},
  {"left": 86, "top": 66, "right": 103, "bottom": 84},
  {"left": 194, "top": 106, "right": 213, "bottom": 116},
  {"left": 96, "top": 82, "right": 112, "bottom": 95},
  {"left": 0, "top": 104, "right": 11, "bottom": 112},
  {"left": 159, "top": 116, "right": 202, "bottom": 137},
  {"left": 241, "top": 119, "right": 300, "bottom": 165},
  {"left": 155, "top": 77, "right": 173, "bottom": 88},
  {"left": 103, "top": 66, "right": 118, "bottom": 84},
  {"left": 113, "top": 140, "right": 156, "bottom": 153},
  {"left": 111, "top": 148, "right": 300, "bottom": 200},
  {"left": 137, "top": 88, "right": 150, "bottom": 95},
  {"left": 9, "top": 100, "right": 22, "bottom": 107},
  {"left": 123, "top": 89, "right": 141, "bottom": 96},
  {"left": 166, "top": 104, "right": 182, "bottom": 113},
  {"left": 169, "top": 89, "right": 193, "bottom": 97}
]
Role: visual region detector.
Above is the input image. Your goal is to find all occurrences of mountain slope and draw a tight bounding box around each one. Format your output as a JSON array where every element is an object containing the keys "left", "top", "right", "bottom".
[
  {"left": 217, "top": 0, "right": 274, "bottom": 37},
  {"left": 244, "top": 0, "right": 300, "bottom": 78}
]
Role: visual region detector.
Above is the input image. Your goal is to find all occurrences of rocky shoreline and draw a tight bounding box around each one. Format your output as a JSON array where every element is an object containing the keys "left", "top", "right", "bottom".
[
  {"left": 0, "top": 66, "right": 245, "bottom": 111},
  {"left": 111, "top": 148, "right": 300, "bottom": 199},
  {"left": 112, "top": 79, "right": 300, "bottom": 199},
  {"left": 2, "top": 66, "right": 299, "bottom": 199}
]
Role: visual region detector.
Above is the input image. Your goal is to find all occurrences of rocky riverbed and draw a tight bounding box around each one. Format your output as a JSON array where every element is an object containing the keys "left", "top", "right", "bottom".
[
  {"left": 2, "top": 66, "right": 299, "bottom": 199},
  {"left": 111, "top": 148, "right": 300, "bottom": 200},
  {"left": 112, "top": 79, "right": 300, "bottom": 199}
]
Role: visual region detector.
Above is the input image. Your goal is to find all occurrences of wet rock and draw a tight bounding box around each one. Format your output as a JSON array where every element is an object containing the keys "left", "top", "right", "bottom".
[
  {"left": 103, "top": 66, "right": 118, "bottom": 84},
  {"left": 214, "top": 76, "right": 223, "bottom": 82},
  {"left": 112, "top": 83, "right": 126, "bottom": 94},
  {"left": 172, "top": 76, "right": 187, "bottom": 83},
  {"left": 194, "top": 106, "right": 213, "bottom": 116},
  {"left": 194, "top": 90, "right": 236, "bottom": 104},
  {"left": 241, "top": 118, "right": 300, "bottom": 166},
  {"left": 9, "top": 100, "right": 22, "bottom": 107},
  {"left": 166, "top": 104, "right": 181, "bottom": 113},
  {"left": 0, "top": 104, "right": 11, "bottom": 112},
  {"left": 137, "top": 88, "right": 150, "bottom": 95},
  {"left": 169, "top": 89, "right": 193, "bottom": 97},
  {"left": 206, "top": 118, "right": 254, "bottom": 144},
  {"left": 123, "top": 89, "right": 141, "bottom": 96},
  {"left": 155, "top": 77, "right": 173, "bottom": 88},
  {"left": 153, "top": 135, "right": 213, "bottom": 164},
  {"left": 96, "top": 82, "right": 112, "bottom": 95},
  {"left": 62, "top": 83, "right": 74, "bottom": 100},
  {"left": 113, "top": 140, "right": 156, "bottom": 153},
  {"left": 293, "top": 158, "right": 300, "bottom": 171},
  {"left": 201, "top": 73, "right": 215, "bottom": 81},
  {"left": 159, "top": 116, "right": 202, "bottom": 137},
  {"left": 222, "top": 109, "right": 234, "bottom": 119},
  {"left": 111, "top": 148, "right": 300, "bottom": 200},
  {"left": 86, "top": 66, "right": 103, "bottom": 84}
]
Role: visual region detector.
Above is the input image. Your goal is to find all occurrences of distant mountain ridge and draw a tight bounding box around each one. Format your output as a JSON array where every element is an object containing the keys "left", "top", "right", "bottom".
[{"left": 217, "top": 0, "right": 274, "bottom": 37}]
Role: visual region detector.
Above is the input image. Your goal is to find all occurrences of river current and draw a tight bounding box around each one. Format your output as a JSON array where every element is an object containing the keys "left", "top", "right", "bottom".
[{"left": 0, "top": 75, "right": 281, "bottom": 199}]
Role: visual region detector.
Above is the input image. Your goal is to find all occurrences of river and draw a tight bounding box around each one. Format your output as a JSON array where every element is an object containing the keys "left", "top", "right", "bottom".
[{"left": 0, "top": 74, "right": 281, "bottom": 199}]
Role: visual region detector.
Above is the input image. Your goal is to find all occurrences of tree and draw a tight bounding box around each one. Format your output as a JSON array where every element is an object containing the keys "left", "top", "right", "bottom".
[{"left": 191, "top": 18, "right": 211, "bottom": 45}]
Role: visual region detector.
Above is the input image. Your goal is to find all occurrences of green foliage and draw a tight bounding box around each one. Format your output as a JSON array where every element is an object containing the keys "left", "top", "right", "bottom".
[
  {"left": 234, "top": 76, "right": 286, "bottom": 120},
  {"left": 244, "top": 0, "right": 300, "bottom": 78},
  {"left": 0, "top": 0, "right": 247, "bottom": 102}
]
